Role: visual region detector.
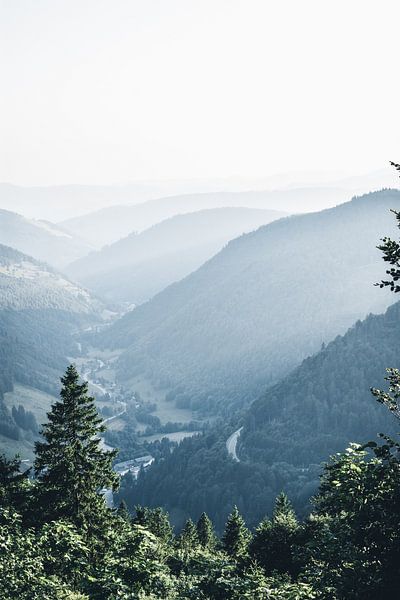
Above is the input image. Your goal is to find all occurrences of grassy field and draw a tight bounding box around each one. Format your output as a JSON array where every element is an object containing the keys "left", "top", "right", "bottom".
[
  {"left": 0, "top": 431, "right": 35, "bottom": 461},
  {"left": 126, "top": 375, "right": 196, "bottom": 425},
  {"left": 4, "top": 384, "right": 58, "bottom": 426},
  {"left": 141, "top": 431, "right": 201, "bottom": 443},
  {"left": 86, "top": 348, "right": 122, "bottom": 361},
  {"left": 106, "top": 417, "right": 126, "bottom": 431},
  {"left": 95, "top": 366, "right": 116, "bottom": 382}
]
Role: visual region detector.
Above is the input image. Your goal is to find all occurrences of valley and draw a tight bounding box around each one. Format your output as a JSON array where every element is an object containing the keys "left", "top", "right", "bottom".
[
  {"left": 73, "top": 343, "right": 205, "bottom": 448},
  {"left": 2, "top": 4, "right": 399, "bottom": 594}
]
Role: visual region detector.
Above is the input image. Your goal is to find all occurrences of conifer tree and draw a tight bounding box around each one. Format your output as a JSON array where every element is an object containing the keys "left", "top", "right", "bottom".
[
  {"left": 0, "top": 454, "right": 29, "bottom": 514},
  {"left": 133, "top": 505, "right": 173, "bottom": 544},
  {"left": 116, "top": 500, "right": 131, "bottom": 522},
  {"left": 178, "top": 518, "right": 198, "bottom": 553},
  {"left": 196, "top": 512, "right": 216, "bottom": 549},
  {"left": 249, "top": 492, "right": 299, "bottom": 575},
  {"left": 222, "top": 506, "right": 250, "bottom": 558},
  {"left": 34, "top": 364, "right": 118, "bottom": 530}
]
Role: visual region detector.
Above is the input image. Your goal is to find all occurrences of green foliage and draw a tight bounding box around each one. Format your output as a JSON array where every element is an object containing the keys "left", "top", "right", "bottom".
[
  {"left": 303, "top": 438, "right": 400, "bottom": 598},
  {"left": 0, "top": 508, "right": 88, "bottom": 600},
  {"left": 116, "top": 499, "right": 131, "bottom": 522},
  {"left": 3, "top": 196, "right": 400, "bottom": 597},
  {"left": 1, "top": 362, "right": 400, "bottom": 598},
  {"left": 0, "top": 453, "right": 30, "bottom": 513},
  {"left": 177, "top": 518, "right": 199, "bottom": 554},
  {"left": 196, "top": 511, "right": 216, "bottom": 549},
  {"left": 133, "top": 505, "right": 173, "bottom": 545},
  {"left": 222, "top": 505, "right": 251, "bottom": 559},
  {"left": 371, "top": 366, "right": 400, "bottom": 419},
  {"left": 34, "top": 365, "right": 118, "bottom": 530},
  {"left": 130, "top": 299, "right": 400, "bottom": 532},
  {"left": 249, "top": 493, "right": 300, "bottom": 576}
]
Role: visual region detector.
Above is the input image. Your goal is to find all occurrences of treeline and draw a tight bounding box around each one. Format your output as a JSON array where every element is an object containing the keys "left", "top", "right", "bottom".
[
  {"left": 118, "top": 426, "right": 320, "bottom": 533},
  {"left": 1, "top": 364, "right": 400, "bottom": 599}
]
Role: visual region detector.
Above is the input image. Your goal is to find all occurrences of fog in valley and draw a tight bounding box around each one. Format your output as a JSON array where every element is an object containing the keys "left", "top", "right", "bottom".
[{"left": 2, "top": 2, "right": 400, "bottom": 596}]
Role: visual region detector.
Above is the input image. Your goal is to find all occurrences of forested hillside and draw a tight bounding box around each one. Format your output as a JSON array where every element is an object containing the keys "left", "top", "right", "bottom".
[
  {"left": 126, "top": 299, "right": 400, "bottom": 532},
  {"left": 241, "top": 301, "right": 400, "bottom": 465},
  {"left": 0, "top": 209, "right": 93, "bottom": 268},
  {"left": 0, "top": 245, "right": 103, "bottom": 453},
  {"left": 100, "top": 189, "right": 398, "bottom": 416},
  {"left": 4, "top": 363, "right": 400, "bottom": 598},
  {"left": 67, "top": 207, "right": 286, "bottom": 304}
]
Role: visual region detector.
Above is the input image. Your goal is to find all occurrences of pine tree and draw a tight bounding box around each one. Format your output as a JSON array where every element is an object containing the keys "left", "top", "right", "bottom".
[
  {"left": 116, "top": 500, "right": 131, "bottom": 522},
  {"left": 177, "top": 518, "right": 198, "bottom": 553},
  {"left": 222, "top": 506, "right": 250, "bottom": 558},
  {"left": 196, "top": 512, "right": 216, "bottom": 549},
  {"left": 133, "top": 505, "right": 173, "bottom": 544},
  {"left": 376, "top": 173, "right": 400, "bottom": 293},
  {"left": 34, "top": 364, "right": 118, "bottom": 530},
  {"left": 0, "top": 454, "right": 30, "bottom": 514},
  {"left": 249, "top": 492, "right": 299, "bottom": 575}
]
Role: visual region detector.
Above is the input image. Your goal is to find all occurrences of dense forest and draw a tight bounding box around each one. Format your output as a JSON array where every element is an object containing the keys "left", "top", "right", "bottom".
[
  {"left": 2, "top": 363, "right": 400, "bottom": 599},
  {"left": 117, "top": 298, "right": 400, "bottom": 531}
]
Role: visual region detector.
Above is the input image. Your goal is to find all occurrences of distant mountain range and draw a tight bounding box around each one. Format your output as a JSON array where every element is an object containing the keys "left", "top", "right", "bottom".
[
  {"left": 99, "top": 189, "right": 399, "bottom": 417},
  {"left": 0, "top": 209, "right": 93, "bottom": 269},
  {"left": 61, "top": 188, "right": 351, "bottom": 247},
  {"left": 66, "top": 207, "right": 286, "bottom": 304},
  {"left": 1, "top": 168, "right": 396, "bottom": 222}
]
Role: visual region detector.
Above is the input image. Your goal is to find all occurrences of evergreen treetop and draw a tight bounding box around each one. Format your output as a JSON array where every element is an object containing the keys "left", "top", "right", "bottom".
[
  {"left": 196, "top": 511, "right": 216, "bottom": 549},
  {"left": 222, "top": 505, "right": 251, "bottom": 559},
  {"left": 34, "top": 364, "right": 118, "bottom": 530}
]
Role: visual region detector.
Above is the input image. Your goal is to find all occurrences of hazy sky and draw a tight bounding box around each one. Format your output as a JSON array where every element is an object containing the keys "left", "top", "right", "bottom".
[{"left": 1, "top": 0, "right": 400, "bottom": 185}]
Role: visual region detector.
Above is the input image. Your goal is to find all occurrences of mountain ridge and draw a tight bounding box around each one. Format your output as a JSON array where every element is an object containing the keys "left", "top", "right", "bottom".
[
  {"left": 66, "top": 206, "right": 287, "bottom": 304},
  {"left": 0, "top": 208, "right": 93, "bottom": 268},
  {"left": 99, "top": 189, "right": 399, "bottom": 416},
  {"left": 61, "top": 187, "right": 351, "bottom": 247}
]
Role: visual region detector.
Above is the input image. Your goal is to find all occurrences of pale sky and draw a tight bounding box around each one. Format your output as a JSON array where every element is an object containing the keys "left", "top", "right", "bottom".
[{"left": 1, "top": 0, "right": 400, "bottom": 185}]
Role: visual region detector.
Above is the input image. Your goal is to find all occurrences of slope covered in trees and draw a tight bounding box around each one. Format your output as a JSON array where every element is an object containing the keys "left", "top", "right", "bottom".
[
  {"left": 2, "top": 363, "right": 400, "bottom": 599},
  {"left": 100, "top": 189, "right": 399, "bottom": 416},
  {"left": 0, "top": 245, "right": 104, "bottom": 452},
  {"left": 126, "top": 298, "right": 400, "bottom": 532},
  {"left": 66, "top": 207, "right": 286, "bottom": 304},
  {"left": 0, "top": 244, "right": 102, "bottom": 314},
  {"left": 0, "top": 209, "right": 93, "bottom": 268}
]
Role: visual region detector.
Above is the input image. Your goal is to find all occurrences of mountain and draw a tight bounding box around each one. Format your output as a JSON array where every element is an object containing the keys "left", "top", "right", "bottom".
[
  {"left": 66, "top": 207, "right": 286, "bottom": 304},
  {"left": 61, "top": 187, "right": 350, "bottom": 247},
  {"left": 99, "top": 189, "right": 399, "bottom": 417},
  {"left": 0, "top": 243, "right": 103, "bottom": 314},
  {"left": 0, "top": 209, "right": 93, "bottom": 269},
  {"left": 0, "top": 244, "right": 104, "bottom": 456},
  {"left": 128, "top": 299, "right": 400, "bottom": 533},
  {"left": 0, "top": 181, "right": 204, "bottom": 222},
  {"left": 2, "top": 169, "right": 394, "bottom": 222},
  {"left": 241, "top": 301, "right": 400, "bottom": 466}
]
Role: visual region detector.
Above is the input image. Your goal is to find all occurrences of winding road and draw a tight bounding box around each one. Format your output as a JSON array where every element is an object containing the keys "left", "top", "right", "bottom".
[{"left": 226, "top": 427, "right": 243, "bottom": 462}]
